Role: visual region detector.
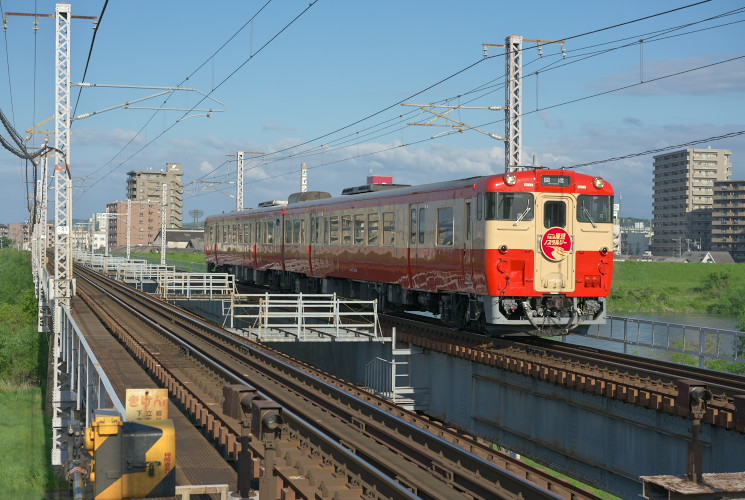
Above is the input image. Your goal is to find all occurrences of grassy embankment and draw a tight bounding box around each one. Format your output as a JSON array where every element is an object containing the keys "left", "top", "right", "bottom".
[
  {"left": 610, "top": 261, "right": 745, "bottom": 318},
  {"left": 0, "top": 249, "right": 65, "bottom": 497},
  {"left": 130, "top": 251, "right": 205, "bottom": 264}
]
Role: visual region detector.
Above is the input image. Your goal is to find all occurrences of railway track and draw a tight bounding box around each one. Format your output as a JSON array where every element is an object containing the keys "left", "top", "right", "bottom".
[
  {"left": 385, "top": 313, "right": 745, "bottom": 431},
  {"left": 73, "top": 263, "right": 598, "bottom": 500}
]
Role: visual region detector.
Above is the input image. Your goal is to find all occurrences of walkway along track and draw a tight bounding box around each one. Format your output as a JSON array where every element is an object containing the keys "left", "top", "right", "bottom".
[
  {"left": 385, "top": 314, "right": 745, "bottom": 432},
  {"left": 73, "top": 264, "right": 597, "bottom": 500}
]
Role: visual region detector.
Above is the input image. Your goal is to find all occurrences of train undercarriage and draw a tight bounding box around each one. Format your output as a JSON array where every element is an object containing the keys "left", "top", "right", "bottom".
[{"left": 214, "top": 263, "right": 606, "bottom": 336}]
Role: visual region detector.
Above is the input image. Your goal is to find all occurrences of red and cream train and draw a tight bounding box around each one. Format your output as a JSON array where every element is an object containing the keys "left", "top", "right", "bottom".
[{"left": 204, "top": 169, "right": 615, "bottom": 334}]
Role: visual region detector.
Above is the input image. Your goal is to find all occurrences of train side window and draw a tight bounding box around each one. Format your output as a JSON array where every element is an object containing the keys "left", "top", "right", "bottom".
[
  {"left": 329, "top": 216, "right": 339, "bottom": 244},
  {"left": 285, "top": 219, "right": 293, "bottom": 244},
  {"left": 437, "top": 207, "right": 454, "bottom": 246},
  {"left": 293, "top": 219, "right": 302, "bottom": 244},
  {"left": 264, "top": 221, "right": 271, "bottom": 244},
  {"left": 410, "top": 209, "right": 417, "bottom": 244},
  {"left": 367, "top": 213, "right": 379, "bottom": 245},
  {"left": 486, "top": 192, "right": 534, "bottom": 221},
  {"left": 465, "top": 202, "right": 472, "bottom": 240},
  {"left": 383, "top": 212, "right": 395, "bottom": 245},
  {"left": 544, "top": 200, "right": 566, "bottom": 228},
  {"left": 477, "top": 193, "right": 483, "bottom": 220},
  {"left": 300, "top": 219, "right": 306, "bottom": 244},
  {"left": 257, "top": 222, "right": 263, "bottom": 244},
  {"left": 324, "top": 217, "right": 330, "bottom": 245},
  {"left": 354, "top": 214, "right": 365, "bottom": 245},
  {"left": 418, "top": 208, "right": 425, "bottom": 244},
  {"left": 577, "top": 195, "right": 613, "bottom": 224},
  {"left": 342, "top": 215, "right": 352, "bottom": 245}
]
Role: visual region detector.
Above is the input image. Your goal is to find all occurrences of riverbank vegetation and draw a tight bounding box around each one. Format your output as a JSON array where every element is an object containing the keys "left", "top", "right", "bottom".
[
  {"left": 609, "top": 261, "right": 745, "bottom": 327},
  {"left": 0, "top": 249, "right": 63, "bottom": 497}
]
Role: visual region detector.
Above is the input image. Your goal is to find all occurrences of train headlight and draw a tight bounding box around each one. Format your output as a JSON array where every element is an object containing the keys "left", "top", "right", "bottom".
[
  {"left": 593, "top": 177, "right": 605, "bottom": 189},
  {"left": 600, "top": 247, "right": 609, "bottom": 256},
  {"left": 504, "top": 173, "right": 517, "bottom": 186},
  {"left": 499, "top": 244, "right": 508, "bottom": 254}
]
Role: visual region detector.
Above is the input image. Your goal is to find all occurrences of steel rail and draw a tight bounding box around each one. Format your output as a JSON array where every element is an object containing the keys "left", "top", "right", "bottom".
[
  {"left": 383, "top": 312, "right": 743, "bottom": 430},
  {"left": 75, "top": 269, "right": 416, "bottom": 500},
  {"left": 75, "top": 266, "right": 570, "bottom": 500}
]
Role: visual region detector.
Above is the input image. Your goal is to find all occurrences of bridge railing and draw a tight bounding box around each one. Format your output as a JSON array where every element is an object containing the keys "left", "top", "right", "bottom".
[
  {"left": 226, "top": 292, "right": 382, "bottom": 342},
  {"left": 582, "top": 315, "right": 744, "bottom": 368},
  {"left": 52, "top": 302, "right": 125, "bottom": 464}
]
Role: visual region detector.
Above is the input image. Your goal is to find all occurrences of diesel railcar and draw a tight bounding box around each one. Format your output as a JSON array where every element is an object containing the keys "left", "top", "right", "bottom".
[{"left": 205, "top": 169, "right": 615, "bottom": 334}]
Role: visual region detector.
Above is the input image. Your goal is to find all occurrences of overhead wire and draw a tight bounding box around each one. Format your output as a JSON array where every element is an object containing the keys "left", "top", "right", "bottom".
[
  {"left": 567, "top": 131, "right": 745, "bottom": 169},
  {"left": 245, "top": 0, "right": 722, "bottom": 166},
  {"left": 80, "top": 0, "right": 276, "bottom": 186},
  {"left": 0, "top": 0, "right": 16, "bottom": 126},
  {"left": 249, "top": 6, "right": 745, "bottom": 178},
  {"left": 72, "top": 0, "right": 109, "bottom": 118}
]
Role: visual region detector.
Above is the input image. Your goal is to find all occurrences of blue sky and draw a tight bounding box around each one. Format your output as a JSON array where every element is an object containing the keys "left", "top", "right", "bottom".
[{"left": 1, "top": 0, "right": 743, "bottom": 223}]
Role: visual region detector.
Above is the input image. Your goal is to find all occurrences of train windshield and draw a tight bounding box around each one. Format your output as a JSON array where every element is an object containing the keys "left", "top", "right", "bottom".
[
  {"left": 485, "top": 192, "right": 534, "bottom": 221},
  {"left": 577, "top": 195, "right": 613, "bottom": 224}
]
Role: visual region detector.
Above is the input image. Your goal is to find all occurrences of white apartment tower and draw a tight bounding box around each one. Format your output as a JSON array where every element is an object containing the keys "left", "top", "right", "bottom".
[{"left": 650, "top": 148, "right": 731, "bottom": 256}]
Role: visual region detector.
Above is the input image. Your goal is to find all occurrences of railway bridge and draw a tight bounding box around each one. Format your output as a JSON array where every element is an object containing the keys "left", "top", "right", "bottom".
[{"left": 43, "top": 253, "right": 745, "bottom": 499}]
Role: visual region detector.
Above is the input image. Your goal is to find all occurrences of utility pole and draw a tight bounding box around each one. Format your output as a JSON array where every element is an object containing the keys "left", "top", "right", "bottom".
[
  {"left": 484, "top": 36, "right": 565, "bottom": 172},
  {"left": 161, "top": 183, "right": 167, "bottom": 265},
  {"left": 236, "top": 151, "right": 265, "bottom": 210},
  {"left": 51, "top": 2, "right": 72, "bottom": 467},
  {"left": 504, "top": 34, "right": 523, "bottom": 172},
  {"left": 126, "top": 199, "right": 131, "bottom": 260}
]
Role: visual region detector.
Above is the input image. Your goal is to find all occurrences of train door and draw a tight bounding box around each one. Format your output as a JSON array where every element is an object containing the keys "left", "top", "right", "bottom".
[
  {"left": 534, "top": 194, "right": 576, "bottom": 293},
  {"left": 462, "top": 199, "right": 474, "bottom": 287},
  {"left": 407, "top": 203, "right": 426, "bottom": 289}
]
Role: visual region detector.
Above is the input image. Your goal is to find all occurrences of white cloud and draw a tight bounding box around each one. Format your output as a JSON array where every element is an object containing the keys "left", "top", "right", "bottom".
[{"left": 263, "top": 123, "right": 295, "bottom": 132}]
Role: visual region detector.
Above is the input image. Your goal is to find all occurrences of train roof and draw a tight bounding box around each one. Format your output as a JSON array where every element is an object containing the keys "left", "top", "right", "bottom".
[{"left": 205, "top": 169, "right": 611, "bottom": 222}]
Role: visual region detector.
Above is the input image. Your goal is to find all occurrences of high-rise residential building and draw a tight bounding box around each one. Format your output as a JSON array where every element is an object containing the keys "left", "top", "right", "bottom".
[
  {"left": 126, "top": 162, "right": 184, "bottom": 229},
  {"left": 650, "top": 148, "right": 731, "bottom": 256},
  {"left": 106, "top": 200, "right": 162, "bottom": 250},
  {"left": 712, "top": 180, "right": 745, "bottom": 263}
]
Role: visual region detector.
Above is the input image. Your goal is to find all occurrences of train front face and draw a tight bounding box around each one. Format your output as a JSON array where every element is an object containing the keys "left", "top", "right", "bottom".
[{"left": 481, "top": 169, "right": 614, "bottom": 334}]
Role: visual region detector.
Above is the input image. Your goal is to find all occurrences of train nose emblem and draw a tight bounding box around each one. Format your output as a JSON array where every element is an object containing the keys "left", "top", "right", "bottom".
[{"left": 541, "top": 227, "right": 572, "bottom": 261}]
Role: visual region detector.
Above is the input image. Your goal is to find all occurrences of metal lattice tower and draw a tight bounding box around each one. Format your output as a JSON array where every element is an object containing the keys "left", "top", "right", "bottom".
[
  {"left": 237, "top": 151, "right": 245, "bottom": 211},
  {"left": 301, "top": 163, "right": 308, "bottom": 192},
  {"left": 51, "top": 2, "right": 72, "bottom": 466},
  {"left": 505, "top": 34, "right": 523, "bottom": 172},
  {"left": 161, "top": 183, "right": 167, "bottom": 265},
  {"left": 126, "top": 199, "right": 132, "bottom": 259},
  {"left": 54, "top": 3, "right": 73, "bottom": 307}
]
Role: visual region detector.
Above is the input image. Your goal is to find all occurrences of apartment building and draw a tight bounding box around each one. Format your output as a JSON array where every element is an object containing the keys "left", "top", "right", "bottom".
[
  {"left": 106, "top": 200, "right": 163, "bottom": 250},
  {"left": 650, "top": 148, "right": 731, "bottom": 256},
  {"left": 126, "top": 162, "right": 184, "bottom": 229},
  {"left": 712, "top": 180, "right": 745, "bottom": 263}
]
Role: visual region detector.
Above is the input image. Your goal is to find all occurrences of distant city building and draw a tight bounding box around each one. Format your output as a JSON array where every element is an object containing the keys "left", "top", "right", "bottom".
[
  {"left": 711, "top": 179, "right": 745, "bottom": 263},
  {"left": 106, "top": 200, "right": 162, "bottom": 250},
  {"left": 126, "top": 162, "right": 184, "bottom": 229},
  {"left": 152, "top": 228, "right": 204, "bottom": 250},
  {"left": 7, "top": 223, "right": 30, "bottom": 250},
  {"left": 650, "top": 148, "right": 731, "bottom": 256}
]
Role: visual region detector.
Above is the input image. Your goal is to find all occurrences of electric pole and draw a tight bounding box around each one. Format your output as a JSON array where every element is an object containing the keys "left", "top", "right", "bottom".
[
  {"left": 237, "top": 151, "right": 265, "bottom": 210},
  {"left": 484, "top": 36, "right": 565, "bottom": 172}
]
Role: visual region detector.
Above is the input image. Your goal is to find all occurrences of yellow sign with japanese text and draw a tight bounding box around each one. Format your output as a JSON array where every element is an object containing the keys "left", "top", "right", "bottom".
[{"left": 125, "top": 388, "right": 169, "bottom": 421}]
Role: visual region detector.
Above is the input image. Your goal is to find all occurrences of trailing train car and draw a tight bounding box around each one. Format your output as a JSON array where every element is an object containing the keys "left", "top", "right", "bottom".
[{"left": 204, "top": 169, "right": 615, "bottom": 334}]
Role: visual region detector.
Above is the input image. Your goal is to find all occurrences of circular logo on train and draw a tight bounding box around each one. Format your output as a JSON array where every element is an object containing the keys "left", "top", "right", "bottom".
[{"left": 541, "top": 227, "right": 572, "bottom": 261}]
